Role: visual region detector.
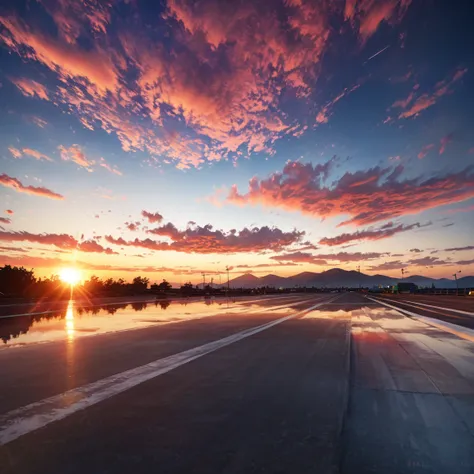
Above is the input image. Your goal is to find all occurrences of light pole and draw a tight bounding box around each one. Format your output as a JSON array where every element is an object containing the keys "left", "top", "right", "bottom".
[
  {"left": 225, "top": 266, "right": 230, "bottom": 296},
  {"left": 401, "top": 268, "right": 405, "bottom": 280},
  {"left": 201, "top": 272, "right": 206, "bottom": 290},
  {"left": 453, "top": 270, "right": 461, "bottom": 295}
]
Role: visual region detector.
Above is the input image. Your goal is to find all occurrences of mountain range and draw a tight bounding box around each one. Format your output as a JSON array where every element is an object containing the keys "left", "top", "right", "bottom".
[{"left": 226, "top": 268, "right": 474, "bottom": 289}]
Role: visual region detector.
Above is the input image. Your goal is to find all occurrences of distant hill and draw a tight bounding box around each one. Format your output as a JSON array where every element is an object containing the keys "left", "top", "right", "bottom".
[{"left": 224, "top": 268, "right": 474, "bottom": 289}]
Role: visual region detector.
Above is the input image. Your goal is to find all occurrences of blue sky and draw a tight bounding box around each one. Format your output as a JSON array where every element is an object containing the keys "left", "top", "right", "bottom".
[{"left": 1, "top": 0, "right": 473, "bottom": 284}]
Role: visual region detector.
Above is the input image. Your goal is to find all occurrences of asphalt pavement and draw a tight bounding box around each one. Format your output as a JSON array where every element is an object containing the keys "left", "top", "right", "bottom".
[{"left": 1, "top": 292, "right": 474, "bottom": 473}]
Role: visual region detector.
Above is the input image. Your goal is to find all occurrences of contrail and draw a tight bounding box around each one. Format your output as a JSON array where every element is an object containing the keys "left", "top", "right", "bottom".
[{"left": 365, "top": 45, "right": 390, "bottom": 63}]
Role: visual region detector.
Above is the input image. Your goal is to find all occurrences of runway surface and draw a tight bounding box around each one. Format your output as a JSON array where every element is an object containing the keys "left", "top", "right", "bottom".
[{"left": 1, "top": 292, "right": 474, "bottom": 473}]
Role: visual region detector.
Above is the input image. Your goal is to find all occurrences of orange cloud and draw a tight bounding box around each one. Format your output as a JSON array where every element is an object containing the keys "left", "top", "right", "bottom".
[
  {"left": 225, "top": 159, "right": 474, "bottom": 226},
  {"left": 395, "top": 68, "right": 468, "bottom": 119},
  {"left": 5, "top": 210, "right": 13, "bottom": 215},
  {"left": 99, "top": 158, "right": 122, "bottom": 176},
  {"left": 141, "top": 210, "right": 163, "bottom": 224},
  {"left": 58, "top": 144, "right": 94, "bottom": 170},
  {"left": 0, "top": 173, "right": 64, "bottom": 200},
  {"left": 319, "top": 222, "right": 430, "bottom": 246},
  {"left": 8, "top": 147, "right": 22, "bottom": 159},
  {"left": 9, "top": 77, "right": 49, "bottom": 100},
  {"left": 0, "top": 16, "right": 118, "bottom": 93},
  {"left": 9, "top": 147, "right": 52, "bottom": 161},
  {"left": 106, "top": 223, "right": 304, "bottom": 254},
  {"left": 0, "top": 231, "right": 77, "bottom": 249},
  {"left": 271, "top": 251, "right": 384, "bottom": 263}
]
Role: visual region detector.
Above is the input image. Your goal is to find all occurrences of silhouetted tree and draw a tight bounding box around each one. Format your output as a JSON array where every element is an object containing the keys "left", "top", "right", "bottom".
[
  {"left": 180, "top": 282, "right": 194, "bottom": 295},
  {"left": 0, "top": 265, "right": 36, "bottom": 296},
  {"left": 132, "top": 276, "right": 149, "bottom": 292},
  {"left": 157, "top": 279, "right": 172, "bottom": 292}
]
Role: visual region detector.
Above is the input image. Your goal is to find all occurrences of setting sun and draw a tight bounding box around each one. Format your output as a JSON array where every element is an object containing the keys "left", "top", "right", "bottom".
[{"left": 59, "top": 267, "right": 81, "bottom": 286}]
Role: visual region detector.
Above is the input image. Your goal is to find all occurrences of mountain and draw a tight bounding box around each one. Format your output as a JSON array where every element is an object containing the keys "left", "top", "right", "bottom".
[{"left": 226, "top": 268, "right": 474, "bottom": 289}]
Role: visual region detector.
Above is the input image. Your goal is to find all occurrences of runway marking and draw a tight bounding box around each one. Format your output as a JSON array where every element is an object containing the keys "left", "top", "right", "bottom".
[
  {"left": 0, "top": 295, "right": 339, "bottom": 446},
  {"left": 367, "top": 296, "right": 474, "bottom": 343},
  {"left": 385, "top": 299, "right": 474, "bottom": 317}
]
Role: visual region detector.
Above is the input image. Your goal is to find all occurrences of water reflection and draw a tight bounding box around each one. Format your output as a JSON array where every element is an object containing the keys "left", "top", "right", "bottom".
[
  {"left": 0, "top": 295, "right": 293, "bottom": 348},
  {"left": 65, "top": 300, "right": 75, "bottom": 342}
]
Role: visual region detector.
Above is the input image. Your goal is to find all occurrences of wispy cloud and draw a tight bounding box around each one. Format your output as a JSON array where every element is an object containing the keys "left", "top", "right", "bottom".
[
  {"left": 0, "top": 173, "right": 64, "bottom": 200},
  {"left": 9, "top": 77, "right": 49, "bottom": 100},
  {"left": 58, "top": 144, "right": 94, "bottom": 171}
]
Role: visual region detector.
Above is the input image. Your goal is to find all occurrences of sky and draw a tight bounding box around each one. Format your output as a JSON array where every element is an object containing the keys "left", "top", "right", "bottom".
[{"left": 0, "top": 0, "right": 473, "bottom": 285}]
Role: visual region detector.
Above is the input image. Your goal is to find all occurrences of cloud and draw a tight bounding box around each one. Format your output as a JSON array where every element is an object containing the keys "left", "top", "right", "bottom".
[
  {"left": 9, "top": 147, "right": 52, "bottom": 161},
  {"left": 78, "top": 239, "right": 118, "bottom": 255},
  {"left": 315, "top": 84, "right": 360, "bottom": 125},
  {"left": 99, "top": 158, "right": 122, "bottom": 176},
  {"left": 225, "top": 158, "right": 474, "bottom": 226},
  {"left": 0, "top": 231, "right": 117, "bottom": 254},
  {"left": 58, "top": 145, "right": 94, "bottom": 170},
  {"left": 344, "top": 0, "right": 412, "bottom": 41},
  {"left": 0, "top": 218, "right": 11, "bottom": 224},
  {"left": 439, "top": 133, "right": 453, "bottom": 154},
  {"left": 444, "top": 245, "right": 474, "bottom": 252},
  {"left": 418, "top": 143, "right": 434, "bottom": 159},
  {"left": 369, "top": 260, "right": 404, "bottom": 271},
  {"left": 0, "top": 1, "right": 412, "bottom": 169},
  {"left": 234, "top": 262, "right": 299, "bottom": 269},
  {"left": 319, "top": 222, "right": 429, "bottom": 246},
  {"left": 28, "top": 116, "right": 48, "bottom": 128},
  {"left": 106, "top": 223, "right": 304, "bottom": 254},
  {"left": 8, "top": 147, "right": 22, "bottom": 159},
  {"left": 9, "top": 77, "right": 49, "bottom": 100},
  {"left": 125, "top": 222, "right": 140, "bottom": 232},
  {"left": 5, "top": 210, "right": 13, "bottom": 215},
  {"left": 0, "top": 231, "right": 77, "bottom": 249},
  {"left": 407, "top": 256, "right": 448, "bottom": 267},
  {"left": 393, "top": 68, "right": 468, "bottom": 120},
  {"left": 0, "top": 245, "right": 26, "bottom": 253},
  {"left": 141, "top": 210, "right": 163, "bottom": 224},
  {"left": 456, "top": 259, "right": 474, "bottom": 266},
  {"left": 0, "top": 173, "right": 64, "bottom": 200},
  {"left": 410, "top": 248, "right": 422, "bottom": 253},
  {"left": 270, "top": 252, "right": 328, "bottom": 265}
]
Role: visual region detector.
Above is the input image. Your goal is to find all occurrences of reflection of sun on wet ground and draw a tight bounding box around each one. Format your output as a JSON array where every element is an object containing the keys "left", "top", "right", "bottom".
[{"left": 0, "top": 297, "right": 306, "bottom": 349}]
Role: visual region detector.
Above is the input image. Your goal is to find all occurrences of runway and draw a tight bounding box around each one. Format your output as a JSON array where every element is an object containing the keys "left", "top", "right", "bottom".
[{"left": 1, "top": 292, "right": 474, "bottom": 473}]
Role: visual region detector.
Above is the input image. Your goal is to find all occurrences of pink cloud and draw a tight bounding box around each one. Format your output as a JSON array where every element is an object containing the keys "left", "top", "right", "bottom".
[
  {"left": 28, "top": 116, "right": 48, "bottom": 128},
  {"left": 0, "top": 173, "right": 64, "bottom": 200},
  {"left": 99, "top": 158, "right": 122, "bottom": 176},
  {"left": 345, "top": 0, "right": 412, "bottom": 41},
  {"left": 0, "top": 218, "right": 11, "bottom": 225},
  {"left": 106, "top": 223, "right": 304, "bottom": 254},
  {"left": 141, "top": 210, "right": 163, "bottom": 224},
  {"left": 0, "top": 1, "right": 414, "bottom": 170},
  {"left": 5, "top": 210, "right": 13, "bottom": 215},
  {"left": 369, "top": 260, "right": 404, "bottom": 271},
  {"left": 225, "top": 159, "right": 474, "bottom": 226},
  {"left": 395, "top": 68, "right": 468, "bottom": 119},
  {"left": 0, "top": 16, "right": 118, "bottom": 93},
  {"left": 320, "top": 222, "right": 430, "bottom": 246},
  {"left": 78, "top": 239, "right": 118, "bottom": 255},
  {"left": 9, "top": 147, "right": 52, "bottom": 161},
  {"left": 418, "top": 143, "right": 434, "bottom": 159},
  {"left": 271, "top": 250, "right": 384, "bottom": 264},
  {"left": 0, "top": 231, "right": 76, "bottom": 249},
  {"left": 439, "top": 133, "right": 453, "bottom": 154},
  {"left": 8, "top": 147, "right": 22, "bottom": 159},
  {"left": 59, "top": 144, "right": 94, "bottom": 170},
  {"left": 9, "top": 77, "right": 48, "bottom": 100}
]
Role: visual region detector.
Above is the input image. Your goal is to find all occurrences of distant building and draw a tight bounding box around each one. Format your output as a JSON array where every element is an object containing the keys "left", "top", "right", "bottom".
[{"left": 397, "top": 282, "right": 418, "bottom": 294}]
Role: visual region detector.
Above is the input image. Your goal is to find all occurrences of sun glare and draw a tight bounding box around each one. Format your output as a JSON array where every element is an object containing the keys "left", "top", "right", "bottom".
[{"left": 59, "top": 267, "right": 81, "bottom": 286}]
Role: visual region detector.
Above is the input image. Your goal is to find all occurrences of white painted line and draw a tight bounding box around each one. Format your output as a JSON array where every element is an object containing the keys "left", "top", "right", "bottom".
[
  {"left": 386, "top": 299, "right": 474, "bottom": 317},
  {"left": 366, "top": 296, "right": 474, "bottom": 343},
  {"left": 0, "top": 295, "right": 338, "bottom": 446}
]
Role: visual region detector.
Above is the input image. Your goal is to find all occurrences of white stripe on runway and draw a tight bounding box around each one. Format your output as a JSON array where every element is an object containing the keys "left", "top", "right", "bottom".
[
  {"left": 0, "top": 295, "right": 339, "bottom": 446},
  {"left": 366, "top": 296, "right": 474, "bottom": 343},
  {"left": 384, "top": 298, "right": 474, "bottom": 317}
]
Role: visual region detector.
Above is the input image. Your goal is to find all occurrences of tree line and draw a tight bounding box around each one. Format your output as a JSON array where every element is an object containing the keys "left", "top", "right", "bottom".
[{"left": 0, "top": 265, "right": 177, "bottom": 298}]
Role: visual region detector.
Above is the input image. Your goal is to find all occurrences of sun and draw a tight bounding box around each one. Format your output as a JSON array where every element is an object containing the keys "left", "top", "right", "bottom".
[{"left": 59, "top": 267, "right": 81, "bottom": 286}]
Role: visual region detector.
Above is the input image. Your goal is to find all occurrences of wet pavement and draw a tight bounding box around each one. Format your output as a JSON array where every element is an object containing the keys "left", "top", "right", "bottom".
[{"left": 0, "top": 292, "right": 474, "bottom": 473}]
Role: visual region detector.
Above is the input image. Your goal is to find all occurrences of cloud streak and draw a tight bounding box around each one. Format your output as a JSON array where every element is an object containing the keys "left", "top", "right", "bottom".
[{"left": 0, "top": 174, "right": 64, "bottom": 200}]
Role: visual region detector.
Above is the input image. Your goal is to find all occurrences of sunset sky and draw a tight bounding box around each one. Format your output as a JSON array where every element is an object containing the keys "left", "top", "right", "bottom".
[{"left": 1, "top": 0, "right": 473, "bottom": 285}]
